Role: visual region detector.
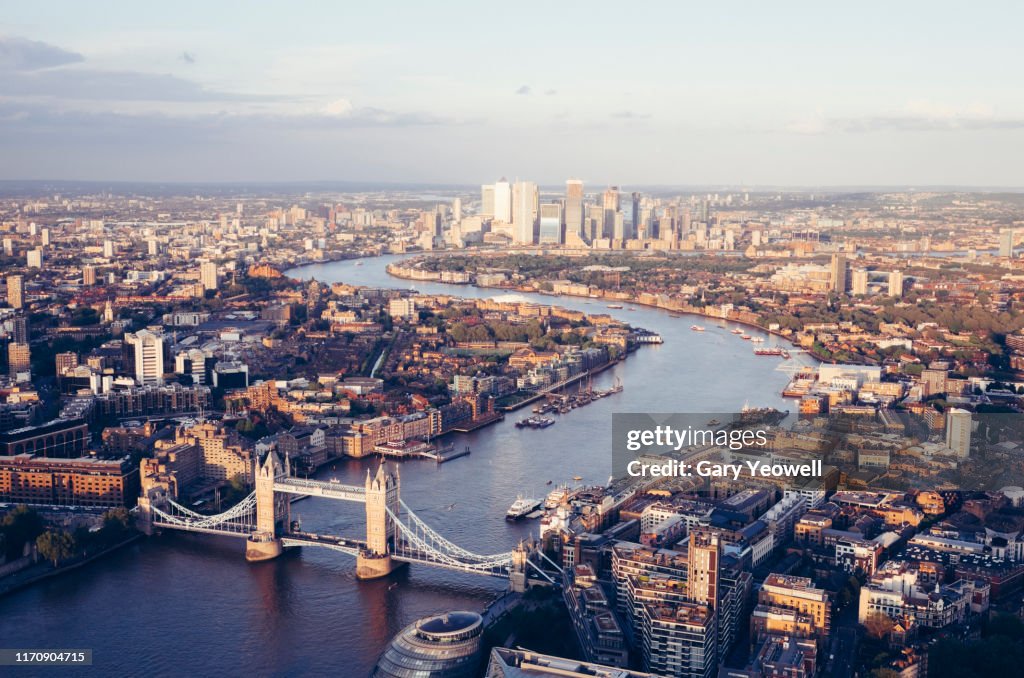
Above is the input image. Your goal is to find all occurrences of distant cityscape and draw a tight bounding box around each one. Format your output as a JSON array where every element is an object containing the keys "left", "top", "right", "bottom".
[{"left": 3, "top": 183, "right": 1024, "bottom": 677}]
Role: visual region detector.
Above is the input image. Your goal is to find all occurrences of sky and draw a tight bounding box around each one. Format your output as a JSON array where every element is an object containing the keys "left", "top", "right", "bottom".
[{"left": 2, "top": 1, "right": 1024, "bottom": 187}]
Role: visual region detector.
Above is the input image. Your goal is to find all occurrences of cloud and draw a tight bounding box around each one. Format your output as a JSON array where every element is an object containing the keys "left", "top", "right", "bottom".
[
  {"left": 515, "top": 85, "right": 531, "bottom": 95},
  {"left": 0, "top": 36, "right": 84, "bottom": 71},
  {"left": 180, "top": 51, "right": 196, "bottom": 64}
]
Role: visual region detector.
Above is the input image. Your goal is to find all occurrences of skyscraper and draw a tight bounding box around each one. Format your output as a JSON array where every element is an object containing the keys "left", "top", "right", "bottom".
[
  {"left": 631, "top": 192, "right": 641, "bottom": 240},
  {"left": 6, "top": 275, "right": 23, "bottom": 309},
  {"left": 480, "top": 185, "right": 495, "bottom": 218},
  {"left": 82, "top": 265, "right": 96, "bottom": 286},
  {"left": 602, "top": 187, "right": 620, "bottom": 239},
  {"left": 830, "top": 254, "right": 847, "bottom": 294},
  {"left": 452, "top": 197, "right": 462, "bottom": 223},
  {"left": 538, "top": 203, "right": 563, "bottom": 245},
  {"left": 512, "top": 181, "right": 537, "bottom": 244},
  {"left": 493, "top": 179, "right": 512, "bottom": 223},
  {"left": 125, "top": 329, "right": 165, "bottom": 385},
  {"left": 26, "top": 248, "right": 43, "bottom": 269},
  {"left": 565, "top": 179, "right": 584, "bottom": 240}
]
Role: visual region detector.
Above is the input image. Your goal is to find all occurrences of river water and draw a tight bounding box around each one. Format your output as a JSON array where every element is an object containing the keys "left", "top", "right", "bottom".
[{"left": 0, "top": 254, "right": 809, "bottom": 677}]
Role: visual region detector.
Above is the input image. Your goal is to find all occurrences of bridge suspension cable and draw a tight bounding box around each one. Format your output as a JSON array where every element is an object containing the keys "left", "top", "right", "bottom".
[{"left": 150, "top": 492, "right": 258, "bottom": 535}]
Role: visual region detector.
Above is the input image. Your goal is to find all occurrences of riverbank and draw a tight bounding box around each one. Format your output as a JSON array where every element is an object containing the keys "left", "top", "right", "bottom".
[
  {"left": 385, "top": 259, "right": 799, "bottom": 345},
  {"left": 0, "top": 533, "right": 143, "bottom": 599}
]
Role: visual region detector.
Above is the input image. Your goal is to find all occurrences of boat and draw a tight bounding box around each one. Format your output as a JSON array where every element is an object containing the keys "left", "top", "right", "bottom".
[
  {"left": 506, "top": 495, "right": 542, "bottom": 520},
  {"left": 731, "top": 329, "right": 743, "bottom": 334},
  {"left": 543, "top": 484, "right": 572, "bottom": 509},
  {"left": 754, "top": 347, "right": 785, "bottom": 356},
  {"left": 607, "top": 304, "right": 624, "bottom": 309},
  {"left": 572, "top": 475, "right": 583, "bottom": 481},
  {"left": 690, "top": 325, "right": 706, "bottom": 332},
  {"left": 751, "top": 337, "right": 765, "bottom": 343},
  {"left": 355, "top": 261, "right": 364, "bottom": 266},
  {"left": 707, "top": 419, "right": 721, "bottom": 426},
  {"left": 741, "top": 334, "right": 751, "bottom": 340}
]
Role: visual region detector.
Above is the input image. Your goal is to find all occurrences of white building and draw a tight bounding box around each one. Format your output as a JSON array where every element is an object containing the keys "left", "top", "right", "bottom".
[
  {"left": 125, "top": 329, "right": 165, "bottom": 385},
  {"left": 945, "top": 408, "right": 972, "bottom": 458}
]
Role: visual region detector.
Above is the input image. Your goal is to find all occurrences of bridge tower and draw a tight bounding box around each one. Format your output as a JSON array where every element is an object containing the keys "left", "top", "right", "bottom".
[
  {"left": 246, "top": 449, "right": 289, "bottom": 562},
  {"left": 356, "top": 462, "right": 405, "bottom": 579}
]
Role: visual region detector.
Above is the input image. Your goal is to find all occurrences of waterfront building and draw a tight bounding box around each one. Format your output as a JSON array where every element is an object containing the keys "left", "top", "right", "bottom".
[
  {"left": 0, "top": 453, "right": 139, "bottom": 507},
  {"left": 373, "top": 611, "right": 483, "bottom": 678},
  {"left": 173, "top": 420, "right": 256, "bottom": 485}
]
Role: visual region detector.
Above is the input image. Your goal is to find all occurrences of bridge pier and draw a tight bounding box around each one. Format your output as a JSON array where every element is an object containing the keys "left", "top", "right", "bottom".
[
  {"left": 355, "top": 551, "right": 407, "bottom": 579},
  {"left": 246, "top": 534, "right": 284, "bottom": 562}
]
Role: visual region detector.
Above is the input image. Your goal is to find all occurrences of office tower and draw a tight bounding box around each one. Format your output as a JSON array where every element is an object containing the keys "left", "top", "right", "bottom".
[
  {"left": 630, "top": 192, "right": 641, "bottom": 240},
  {"left": 613, "top": 212, "right": 626, "bottom": 242},
  {"left": 829, "top": 253, "right": 847, "bottom": 293},
  {"left": 493, "top": 179, "right": 512, "bottom": 223},
  {"left": 480, "top": 185, "right": 495, "bottom": 218},
  {"left": 538, "top": 203, "right": 563, "bottom": 245},
  {"left": 200, "top": 261, "right": 219, "bottom": 291},
  {"left": 7, "top": 342, "right": 30, "bottom": 379},
  {"left": 512, "top": 181, "right": 537, "bottom": 244},
  {"left": 26, "top": 248, "right": 43, "bottom": 269},
  {"left": 602, "top": 187, "right": 620, "bottom": 239},
  {"left": 945, "top": 408, "right": 972, "bottom": 458},
  {"left": 6, "top": 275, "right": 23, "bottom": 309},
  {"left": 565, "top": 179, "right": 584, "bottom": 240},
  {"left": 452, "top": 197, "right": 462, "bottom": 223},
  {"left": 103, "top": 240, "right": 114, "bottom": 258},
  {"left": 175, "top": 348, "right": 212, "bottom": 385},
  {"left": 82, "top": 265, "right": 96, "bottom": 286},
  {"left": 124, "top": 329, "right": 165, "bottom": 385},
  {"left": 1000, "top": 229, "right": 1015, "bottom": 258},
  {"left": 41, "top": 228, "right": 50, "bottom": 246},
  {"left": 851, "top": 269, "right": 869, "bottom": 295},
  {"left": 587, "top": 205, "right": 605, "bottom": 242}
]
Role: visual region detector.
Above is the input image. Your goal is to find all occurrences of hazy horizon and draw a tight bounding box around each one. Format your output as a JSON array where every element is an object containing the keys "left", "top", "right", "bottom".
[{"left": 3, "top": 1, "right": 1024, "bottom": 186}]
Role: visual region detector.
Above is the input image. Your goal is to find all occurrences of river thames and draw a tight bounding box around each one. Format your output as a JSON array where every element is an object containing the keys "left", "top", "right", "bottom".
[{"left": 0, "top": 254, "right": 811, "bottom": 676}]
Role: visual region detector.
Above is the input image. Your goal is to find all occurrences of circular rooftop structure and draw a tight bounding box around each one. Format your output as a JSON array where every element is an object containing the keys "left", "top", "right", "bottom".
[{"left": 372, "top": 611, "right": 483, "bottom": 678}]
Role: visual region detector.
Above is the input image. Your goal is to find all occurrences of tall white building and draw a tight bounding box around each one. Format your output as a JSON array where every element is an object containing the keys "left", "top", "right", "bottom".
[
  {"left": 887, "top": 270, "right": 904, "bottom": 297},
  {"left": 1000, "top": 229, "right": 1015, "bottom": 259},
  {"left": 945, "top": 408, "right": 972, "bottom": 458},
  {"left": 200, "top": 261, "right": 219, "bottom": 291},
  {"left": 493, "top": 179, "right": 512, "bottom": 223},
  {"left": 125, "top": 329, "right": 165, "bottom": 385},
  {"left": 6, "top": 274, "right": 23, "bottom": 309},
  {"left": 851, "top": 269, "right": 869, "bottom": 295},
  {"left": 565, "top": 179, "right": 584, "bottom": 240},
  {"left": 512, "top": 180, "right": 537, "bottom": 245}
]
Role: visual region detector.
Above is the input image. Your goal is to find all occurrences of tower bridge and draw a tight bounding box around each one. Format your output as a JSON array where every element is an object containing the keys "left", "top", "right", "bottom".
[{"left": 137, "top": 451, "right": 558, "bottom": 590}]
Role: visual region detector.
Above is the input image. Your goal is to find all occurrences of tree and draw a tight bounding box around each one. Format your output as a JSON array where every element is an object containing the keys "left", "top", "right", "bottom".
[
  {"left": 36, "top": 530, "right": 76, "bottom": 567},
  {"left": 2, "top": 504, "right": 45, "bottom": 560}
]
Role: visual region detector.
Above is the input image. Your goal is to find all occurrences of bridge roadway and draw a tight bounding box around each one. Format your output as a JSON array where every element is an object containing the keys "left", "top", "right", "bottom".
[
  {"left": 280, "top": 532, "right": 367, "bottom": 556},
  {"left": 273, "top": 477, "right": 366, "bottom": 502}
]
